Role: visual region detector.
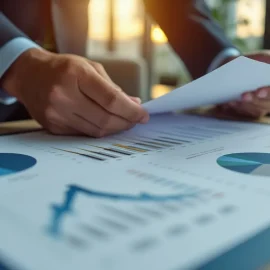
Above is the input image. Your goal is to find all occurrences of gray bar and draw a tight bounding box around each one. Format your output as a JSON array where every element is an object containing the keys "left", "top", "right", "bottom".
[
  {"left": 80, "top": 224, "right": 109, "bottom": 240},
  {"left": 98, "top": 217, "right": 130, "bottom": 232},
  {"left": 131, "top": 237, "right": 158, "bottom": 252},
  {"left": 102, "top": 205, "right": 147, "bottom": 225},
  {"left": 67, "top": 235, "right": 88, "bottom": 249},
  {"left": 136, "top": 207, "right": 164, "bottom": 218},
  {"left": 166, "top": 224, "right": 188, "bottom": 237}
]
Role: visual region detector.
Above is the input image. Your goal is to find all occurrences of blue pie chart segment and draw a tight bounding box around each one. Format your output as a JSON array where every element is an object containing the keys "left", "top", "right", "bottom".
[
  {"left": 0, "top": 153, "right": 37, "bottom": 176},
  {"left": 217, "top": 153, "right": 270, "bottom": 176}
]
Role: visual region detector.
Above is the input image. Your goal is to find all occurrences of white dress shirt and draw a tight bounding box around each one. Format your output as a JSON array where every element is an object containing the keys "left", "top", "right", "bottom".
[
  {"left": 207, "top": 47, "right": 241, "bottom": 72},
  {"left": 0, "top": 37, "right": 40, "bottom": 105}
]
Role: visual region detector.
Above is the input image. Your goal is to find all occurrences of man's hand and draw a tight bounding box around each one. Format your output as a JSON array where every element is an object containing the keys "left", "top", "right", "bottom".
[
  {"left": 1, "top": 48, "right": 149, "bottom": 137},
  {"left": 218, "top": 51, "right": 270, "bottom": 118}
]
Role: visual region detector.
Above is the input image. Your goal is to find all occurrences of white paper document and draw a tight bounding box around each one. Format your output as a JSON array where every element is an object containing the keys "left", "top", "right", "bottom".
[
  {"left": 2, "top": 114, "right": 270, "bottom": 270},
  {"left": 143, "top": 56, "right": 270, "bottom": 114}
]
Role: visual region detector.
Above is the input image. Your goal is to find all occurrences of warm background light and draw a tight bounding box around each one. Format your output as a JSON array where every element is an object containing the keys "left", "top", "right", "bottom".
[
  {"left": 88, "top": 0, "right": 266, "bottom": 41},
  {"left": 151, "top": 25, "right": 168, "bottom": 44},
  {"left": 88, "top": 0, "right": 109, "bottom": 40},
  {"left": 114, "top": 0, "right": 143, "bottom": 40},
  {"left": 88, "top": 0, "right": 143, "bottom": 41},
  {"left": 236, "top": 0, "right": 265, "bottom": 38},
  {"left": 88, "top": 0, "right": 169, "bottom": 44}
]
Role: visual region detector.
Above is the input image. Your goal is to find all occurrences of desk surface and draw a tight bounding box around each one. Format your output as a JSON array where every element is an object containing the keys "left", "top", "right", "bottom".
[{"left": 0, "top": 120, "right": 41, "bottom": 135}]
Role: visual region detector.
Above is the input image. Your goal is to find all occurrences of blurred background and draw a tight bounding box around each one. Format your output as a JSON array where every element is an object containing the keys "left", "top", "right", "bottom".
[{"left": 85, "top": 0, "right": 269, "bottom": 101}]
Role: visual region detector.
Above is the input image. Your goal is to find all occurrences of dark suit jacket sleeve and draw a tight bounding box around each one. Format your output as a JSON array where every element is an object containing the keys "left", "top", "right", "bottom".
[
  {"left": 0, "top": 12, "right": 28, "bottom": 48},
  {"left": 143, "top": 0, "right": 238, "bottom": 79}
]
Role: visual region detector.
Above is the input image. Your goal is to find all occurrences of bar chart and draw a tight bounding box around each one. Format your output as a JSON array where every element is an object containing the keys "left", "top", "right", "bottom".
[{"left": 50, "top": 114, "right": 249, "bottom": 163}]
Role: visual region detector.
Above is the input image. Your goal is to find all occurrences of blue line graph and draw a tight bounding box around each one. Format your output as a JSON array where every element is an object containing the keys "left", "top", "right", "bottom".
[{"left": 47, "top": 184, "right": 198, "bottom": 237}]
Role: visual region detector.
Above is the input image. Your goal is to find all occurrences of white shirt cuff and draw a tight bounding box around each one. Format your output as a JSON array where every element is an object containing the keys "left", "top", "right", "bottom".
[
  {"left": 207, "top": 48, "right": 241, "bottom": 73},
  {"left": 0, "top": 89, "right": 17, "bottom": 105},
  {"left": 0, "top": 37, "right": 41, "bottom": 105}
]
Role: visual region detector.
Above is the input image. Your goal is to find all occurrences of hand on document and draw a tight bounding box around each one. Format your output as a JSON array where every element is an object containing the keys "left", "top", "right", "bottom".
[
  {"left": 1, "top": 48, "right": 149, "bottom": 137},
  {"left": 218, "top": 51, "right": 270, "bottom": 118}
]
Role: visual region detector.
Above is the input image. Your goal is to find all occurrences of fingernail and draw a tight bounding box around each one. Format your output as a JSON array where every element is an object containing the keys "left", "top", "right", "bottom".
[
  {"left": 140, "top": 114, "right": 149, "bottom": 124},
  {"left": 133, "top": 97, "right": 142, "bottom": 104},
  {"left": 242, "top": 93, "right": 253, "bottom": 102},
  {"left": 129, "top": 96, "right": 142, "bottom": 104},
  {"left": 257, "top": 89, "right": 268, "bottom": 98}
]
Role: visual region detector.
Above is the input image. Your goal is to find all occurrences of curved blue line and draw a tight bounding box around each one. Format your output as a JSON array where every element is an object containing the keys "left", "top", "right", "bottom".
[{"left": 47, "top": 184, "right": 198, "bottom": 237}]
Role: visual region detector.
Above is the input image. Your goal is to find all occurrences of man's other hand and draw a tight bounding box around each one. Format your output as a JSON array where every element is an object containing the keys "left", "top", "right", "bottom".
[{"left": 1, "top": 48, "right": 149, "bottom": 137}]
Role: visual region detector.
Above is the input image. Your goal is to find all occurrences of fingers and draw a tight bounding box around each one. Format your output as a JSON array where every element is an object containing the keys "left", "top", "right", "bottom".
[
  {"left": 88, "top": 61, "right": 143, "bottom": 105},
  {"left": 88, "top": 60, "right": 125, "bottom": 95},
  {"left": 241, "top": 87, "right": 270, "bottom": 111},
  {"left": 129, "top": 96, "right": 142, "bottom": 104},
  {"left": 88, "top": 60, "right": 114, "bottom": 84},
  {"left": 49, "top": 124, "right": 80, "bottom": 136},
  {"left": 68, "top": 113, "right": 105, "bottom": 137},
  {"left": 226, "top": 101, "right": 266, "bottom": 118},
  {"left": 43, "top": 109, "right": 81, "bottom": 136},
  {"left": 22, "top": 52, "right": 147, "bottom": 137},
  {"left": 73, "top": 91, "right": 135, "bottom": 132},
  {"left": 78, "top": 68, "right": 149, "bottom": 124},
  {"left": 43, "top": 69, "right": 144, "bottom": 137},
  {"left": 67, "top": 113, "right": 134, "bottom": 138},
  {"left": 223, "top": 87, "right": 270, "bottom": 118},
  {"left": 43, "top": 103, "right": 134, "bottom": 137}
]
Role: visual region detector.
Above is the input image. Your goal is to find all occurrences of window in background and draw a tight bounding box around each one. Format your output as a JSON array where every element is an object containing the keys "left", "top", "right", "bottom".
[
  {"left": 113, "top": 0, "right": 144, "bottom": 57},
  {"left": 87, "top": 0, "right": 144, "bottom": 58},
  {"left": 151, "top": 26, "right": 190, "bottom": 88},
  {"left": 87, "top": 0, "right": 109, "bottom": 56},
  {"left": 236, "top": 0, "right": 266, "bottom": 51},
  {"left": 86, "top": 0, "right": 267, "bottom": 99},
  {"left": 209, "top": 0, "right": 266, "bottom": 52},
  {"left": 86, "top": 0, "right": 188, "bottom": 93}
]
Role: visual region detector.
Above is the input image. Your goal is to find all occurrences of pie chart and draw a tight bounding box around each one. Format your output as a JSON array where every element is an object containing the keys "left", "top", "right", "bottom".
[
  {"left": 217, "top": 153, "right": 270, "bottom": 176},
  {"left": 0, "top": 153, "right": 37, "bottom": 176}
]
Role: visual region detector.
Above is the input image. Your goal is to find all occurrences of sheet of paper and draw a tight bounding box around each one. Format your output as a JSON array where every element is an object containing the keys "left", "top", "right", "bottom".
[
  {"left": 143, "top": 56, "right": 270, "bottom": 114},
  {"left": 1, "top": 114, "right": 270, "bottom": 270}
]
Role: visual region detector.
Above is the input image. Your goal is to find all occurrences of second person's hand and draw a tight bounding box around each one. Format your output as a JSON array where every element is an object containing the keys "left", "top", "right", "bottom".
[
  {"left": 216, "top": 51, "right": 270, "bottom": 118},
  {"left": 218, "top": 86, "right": 270, "bottom": 118}
]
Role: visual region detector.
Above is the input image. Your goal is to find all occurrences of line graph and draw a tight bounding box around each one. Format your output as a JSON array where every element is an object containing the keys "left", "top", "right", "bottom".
[{"left": 47, "top": 184, "right": 199, "bottom": 237}]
